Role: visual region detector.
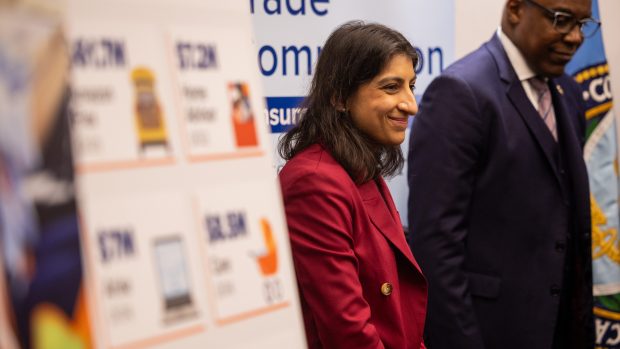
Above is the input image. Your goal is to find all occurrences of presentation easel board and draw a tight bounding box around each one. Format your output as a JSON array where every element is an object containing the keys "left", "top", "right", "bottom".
[{"left": 65, "top": 1, "right": 306, "bottom": 348}]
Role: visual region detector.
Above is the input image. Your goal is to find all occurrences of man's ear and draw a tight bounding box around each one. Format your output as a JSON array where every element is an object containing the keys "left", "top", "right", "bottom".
[{"left": 505, "top": 0, "right": 525, "bottom": 25}]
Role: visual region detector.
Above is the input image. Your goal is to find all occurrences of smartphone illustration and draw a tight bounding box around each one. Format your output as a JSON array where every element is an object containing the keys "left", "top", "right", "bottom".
[{"left": 153, "top": 236, "right": 196, "bottom": 323}]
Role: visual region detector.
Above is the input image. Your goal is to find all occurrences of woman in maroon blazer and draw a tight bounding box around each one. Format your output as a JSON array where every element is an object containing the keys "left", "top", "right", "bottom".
[{"left": 278, "top": 21, "right": 427, "bottom": 349}]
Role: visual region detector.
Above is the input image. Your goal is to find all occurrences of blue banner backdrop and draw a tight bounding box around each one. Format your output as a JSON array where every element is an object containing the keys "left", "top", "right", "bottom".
[{"left": 251, "top": 0, "right": 456, "bottom": 227}]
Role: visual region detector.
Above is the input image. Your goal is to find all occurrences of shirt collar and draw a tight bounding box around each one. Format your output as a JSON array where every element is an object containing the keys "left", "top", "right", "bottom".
[{"left": 496, "top": 27, "right": 537, "bottom": 82}]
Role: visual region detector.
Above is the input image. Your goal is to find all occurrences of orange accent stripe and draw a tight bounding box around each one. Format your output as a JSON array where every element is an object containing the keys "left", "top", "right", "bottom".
[
  {"left": 215, "top": 302, "right": 290, "bottom": 326},
  {"left": 586, "top": 101, "right": 614, "bottom": 120},
  {"left": 111, "top": 325, "right": 205, "bottom": 349},
  {"left": 594, "top": 306, "right": 620, "bottom": 321},
  {"left": 76, "top": 158, "right": 176, "bottom": 174},
  {"left": 188, "top": 150, "right": 264, "bottom": 162}
]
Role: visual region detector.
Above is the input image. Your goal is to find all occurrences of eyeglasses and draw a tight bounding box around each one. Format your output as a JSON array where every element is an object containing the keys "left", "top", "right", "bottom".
[{"left": 524, "top": 0, "right": 601, "bottom": 38}]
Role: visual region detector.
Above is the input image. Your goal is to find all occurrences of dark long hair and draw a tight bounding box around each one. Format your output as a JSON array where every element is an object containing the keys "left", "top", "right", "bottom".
[{"left": 278, "top": 21, "right": 417, "bottom": 183}]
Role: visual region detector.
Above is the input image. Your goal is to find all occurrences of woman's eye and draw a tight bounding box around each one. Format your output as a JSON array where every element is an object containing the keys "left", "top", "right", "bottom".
[
  {"left": 409, "top": 84, "right": 416, "bottom": 92},
  {"left": 383, "top": 84, "right": 399, "bottom": 92}
]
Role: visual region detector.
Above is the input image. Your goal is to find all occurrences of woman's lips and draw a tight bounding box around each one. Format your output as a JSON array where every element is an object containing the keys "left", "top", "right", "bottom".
[{"left": 388, "top": 115, "right": 409, "bottom": 128}]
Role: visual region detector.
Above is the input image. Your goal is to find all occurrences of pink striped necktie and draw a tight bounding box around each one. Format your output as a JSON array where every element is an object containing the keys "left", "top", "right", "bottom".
[{"left": 529, "top": 77, "right": 557, "bottom": 141}]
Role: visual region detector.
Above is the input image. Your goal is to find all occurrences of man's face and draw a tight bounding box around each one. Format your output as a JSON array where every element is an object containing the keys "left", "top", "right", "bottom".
[{"left": 513, "top": 0, "right": 591, "bottom": 77}]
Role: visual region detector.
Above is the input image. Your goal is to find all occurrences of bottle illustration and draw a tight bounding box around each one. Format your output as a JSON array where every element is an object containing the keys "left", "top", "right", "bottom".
[{"left": 131, "top": 67, "right": 169, "bottom": 154}]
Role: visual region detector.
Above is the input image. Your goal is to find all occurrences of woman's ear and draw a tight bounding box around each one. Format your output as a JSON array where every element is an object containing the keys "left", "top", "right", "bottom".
[{"left": 331, "top": 95, "right": 347, "bottom": 112}]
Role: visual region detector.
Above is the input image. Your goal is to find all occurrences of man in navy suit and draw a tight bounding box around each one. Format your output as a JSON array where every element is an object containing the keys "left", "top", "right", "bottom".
[{"left": 408, "top": 0, "right": 599, "bottom": 348}]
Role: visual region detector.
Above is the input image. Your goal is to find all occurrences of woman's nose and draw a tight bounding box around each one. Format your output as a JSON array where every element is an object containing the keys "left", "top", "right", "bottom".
[{"left": 398, "top": 99, "right": 418, "bottom": 116}]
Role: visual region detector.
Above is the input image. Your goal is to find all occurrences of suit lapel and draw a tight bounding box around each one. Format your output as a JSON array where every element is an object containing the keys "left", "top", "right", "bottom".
[
  {"left": 550, "top": 79, "right": 580, "bottom": 159},
  {"left": 551, "top": 78, "right": 589, "bottom": 204},
  {"left": 506, "top": 82, "right": 562, "bottom": 182},
  {"left": 357, "top": 178, "right": 422, "bottom": 273},
  {"left": 485, "top": 35, "right": 563, "bottom": 189}
]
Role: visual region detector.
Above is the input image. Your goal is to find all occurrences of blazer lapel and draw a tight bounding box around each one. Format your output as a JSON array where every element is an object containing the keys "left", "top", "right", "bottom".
[
  {"left": 485, "top": 35, "right": 563, "bottom": 189},
  {"left": 358, "top": 179, "right": 422, "bottom": 273}
]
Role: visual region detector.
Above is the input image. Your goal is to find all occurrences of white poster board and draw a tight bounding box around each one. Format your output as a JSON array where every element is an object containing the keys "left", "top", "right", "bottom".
[{"left": 65, "top": 1, "right": 306, "bottom": 348}]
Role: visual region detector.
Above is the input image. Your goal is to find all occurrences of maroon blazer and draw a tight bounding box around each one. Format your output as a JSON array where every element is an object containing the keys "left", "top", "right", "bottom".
[{"left": 279, "top": 144, "right": 427, "bottom": 349}]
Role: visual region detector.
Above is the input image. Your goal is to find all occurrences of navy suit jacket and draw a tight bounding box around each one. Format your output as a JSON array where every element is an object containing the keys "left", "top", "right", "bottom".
[{"left": 407, "top": 35, "right": 593, "bottom": 349}]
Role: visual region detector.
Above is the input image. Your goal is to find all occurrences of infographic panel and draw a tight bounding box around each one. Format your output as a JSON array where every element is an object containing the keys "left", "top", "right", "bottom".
[
  {"left": 70, "top": 22, "right": 178, "bottom": 172},
  {"left": 195, "top": 181, "right": 293, "bottom": 324},
  {"left": 82, "top": 192, "right": 207, "bottom": 348},
  {"left": 168, "top": 25, "right": 265, "bottom": 161},
  {"left": 67, "top": 1, "right": 306, "bottom": 348}
]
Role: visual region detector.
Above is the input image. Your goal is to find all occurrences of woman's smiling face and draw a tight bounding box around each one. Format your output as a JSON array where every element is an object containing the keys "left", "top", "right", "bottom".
[{"left": 347, "top": 53, "right": 418, "bottom": 146}]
